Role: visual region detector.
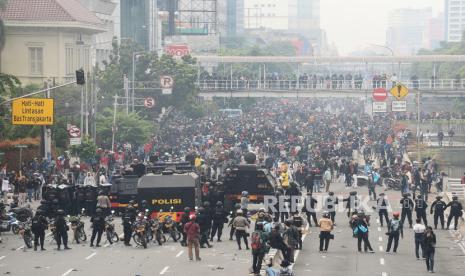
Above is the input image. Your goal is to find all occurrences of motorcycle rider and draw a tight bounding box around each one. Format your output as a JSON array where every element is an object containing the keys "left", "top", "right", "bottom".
[
  {"left": 90, "top": 208, "right": 105, "bottom": 247},
  {"left": 31, "top": 209, "right": 48, "bottom": 251},
  {"left": 414, "top": 194, "right": 428, "bottom": 226},
  {"left": 180, "top": 207, "right": 191, "bottom": 246},
  {"left": 400, "top": 193, "right": 414, "bottom": 228},
  {"left": 54, "top": 209, "right": 71, "bottom": 250},
  {"left": 122, "top": 204, "right": 136, "bottom": 246},
  {"left": 210, "top": 201, "right": 227, "bottom": 242},
  {"left": 445, "top": 196, "right": 464, "bottom": 230},
  {"left": 430, "top": 196, "right": 446, "bottom": 229}
]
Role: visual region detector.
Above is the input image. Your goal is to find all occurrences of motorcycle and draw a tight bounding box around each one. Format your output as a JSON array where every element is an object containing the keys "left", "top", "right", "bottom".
[
  {"left": 162, "top": 216, "right": 181, "bottom": 242},
  {"left": 0, "top": 212, "right": 20, "bottom": 234},
  {"left": 68, "top": 209, "right": 86, "bottom": 244},
  {"left": 132, "top": 215, "right": 148, "bottom": 249},
  {"left": 105, "top": 210, "right": 119, "bottom": 244},
  {"left": 47, "top": 218, "right": 58, "bottom": 244},
  {"left": 147, "top": 218, "right": 166, "bottom": 245},
  {"left": 18, "top": 218, "right": 33, "bottom": 248}
]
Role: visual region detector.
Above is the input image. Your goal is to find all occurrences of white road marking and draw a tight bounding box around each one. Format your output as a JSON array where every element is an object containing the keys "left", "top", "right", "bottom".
[
  {"left": 379, "top": 245, "right": 383, "bottom": 252},
  {"left": 378, "top": 236, "right": 383, "bottom": 242},
  {"left": 85, "top": 252, "right": 97, "bottom": 260},
  {"left": 382, "top": 272, "right": 388, "bottom": 276},
  {"left": 376, "top": 218, "right": 380, "bottom": 224},
  {"left": 62, "top": 269, "right": 74, "bottom": 276},
  {"left": 380, "top": 258, "right": 385, "bottom": 265},
  {"left": 0, "top": 256, "right": 5, "bottom": 261},
  {"left": 377, "top": 227, "right": 382, "bottom": 232},
  {"left": 160, "top": 266, "right": 169, "bottom": 275},
  {"left": 16, "top": 245, "right": 24, "bottom": 251},
  {"left": 119, "top": 233, "right": 124, "bottom": 239},
  {"left": 175, "top": 250, "right": 184, "bottom": 258},
  {"left": 104, "top": 244, "right": 110, "bottom": 248}
]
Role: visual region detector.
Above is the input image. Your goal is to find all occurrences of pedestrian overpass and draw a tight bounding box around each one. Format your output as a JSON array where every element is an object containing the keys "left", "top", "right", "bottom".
[{"left": 197, "top": 79, "right": 465, "bottom": 98}]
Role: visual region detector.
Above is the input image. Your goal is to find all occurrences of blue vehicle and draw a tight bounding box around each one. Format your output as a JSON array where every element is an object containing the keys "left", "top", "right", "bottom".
[{"left": 0, "top": 212, "right": 20, "bottom": 234}]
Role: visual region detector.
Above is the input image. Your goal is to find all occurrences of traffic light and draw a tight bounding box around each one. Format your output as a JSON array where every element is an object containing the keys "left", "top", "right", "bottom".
[{"left": 76, "top": 69, "right": 85, "bottom": 85}]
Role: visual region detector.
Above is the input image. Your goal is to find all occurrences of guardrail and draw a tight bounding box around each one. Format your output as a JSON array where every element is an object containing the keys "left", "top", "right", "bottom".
[
  {"left": 445, "top": 177, "right": 465, "bottom": 199},
  {"left": 198, "top": 79, "right": 465, "bottom": 91}
]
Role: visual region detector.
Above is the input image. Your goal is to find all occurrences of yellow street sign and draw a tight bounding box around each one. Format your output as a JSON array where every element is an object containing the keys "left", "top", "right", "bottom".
[
  {"left": 390, "top": 83, "right": 409, "bottom": 100},
  {"left": 12, "top": 98, "right": 54, "bottom": 125}
]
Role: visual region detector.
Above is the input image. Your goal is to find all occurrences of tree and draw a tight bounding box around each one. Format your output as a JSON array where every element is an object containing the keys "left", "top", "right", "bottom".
[
  {"left": 96, "top": 108, "right": 154, "bottom": 148},
  {"left": 70, "top": 137, "right": 97, "bottom": 163}
]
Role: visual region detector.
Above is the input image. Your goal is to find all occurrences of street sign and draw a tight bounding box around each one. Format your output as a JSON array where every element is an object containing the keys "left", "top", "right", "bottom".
[
  {"left": 165, "top": 44, "right": 190, "bottom": 57},
  {"left": 372, "top": 102, "right": 387, "bottom": 113},
  {"left": 372, "top": 88, "right": 387, "bottom": 101},
  {"left": 69, "top": 138, "right": 82, "bottom": 146},
  {"left": 144, "top": 97, "right": 155, "bottom": 108},
  {"left": 392, "top": 101, "right": 407, "bottom": 112},
  {"left": 11, "top": 98, "right": 54, "bottom": 125},
  {"left": 67, "top": 126, "right": 81, "bottom": 138},
  {"left": 390, "top": 83, "right": 409, "bottom": 100},
  {"left": 160, "top": 75, "right": 174, "bottom": 88}
]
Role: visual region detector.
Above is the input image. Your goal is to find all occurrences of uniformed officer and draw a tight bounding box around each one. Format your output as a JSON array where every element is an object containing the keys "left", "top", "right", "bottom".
[
  {"left": 414, "top": 195, "right": 428, "bottom": 226},
  {"left": 54, "top": 209, "right": 71, "bottom": 250},
  {"left": 292, "top": 211, "right": 307, "bottom": 250},
  {"left": 122, "top": 204, "right": 136, "bottom": 246},
  {"left": 210, "top": 201, "right": 228, "bottom": 242},
  {"left": 376, "top": 193, "right": 389, "bottom": 227},
  {"left": 324, "top": 191, "right": 339, "bottom": 224},
  {"left": 430, "top": 196, "right": 446, "bottom": 229},
  {"left": 400, "top": 193, "right": 414, "bottom": 228},
  {"left": 31, "top": 209, "right": 48, "bottom": 251},
  {"left": 90, "top": 208, "right": 105, "bottom": 247},
  {"left": 343, "top": 191, "right": 360, "bottom": 218},
  {"left": 445, "top": 196, "right": 464, "bottom": 230},
  {"left": 302, "top": 192, "right": 318, "bottom": 226}
]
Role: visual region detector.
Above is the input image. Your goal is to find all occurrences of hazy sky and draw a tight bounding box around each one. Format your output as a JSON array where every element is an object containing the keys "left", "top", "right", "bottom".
[{"left": 320, "top": 0, "right": 445, "bottom": 54}]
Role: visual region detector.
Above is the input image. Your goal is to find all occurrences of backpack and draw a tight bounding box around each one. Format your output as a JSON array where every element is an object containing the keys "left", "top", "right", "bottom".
[
  {"left": 251, "top": 231, "right": 263, "bottom": 251},
  {"left": 389, "top": 219, "right": 400, "bottom": 233},
  {"left": 31, "top": 216, "right": 43, "bottom": 231}
]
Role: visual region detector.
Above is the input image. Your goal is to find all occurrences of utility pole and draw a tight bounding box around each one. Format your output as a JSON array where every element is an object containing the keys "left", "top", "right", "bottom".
[
  {"left": 85, "top": 73, "right": 89, "bottom": 136},
  {"left": 123, "top": 74, "right": 129, "bottom": 114},
  {"left": 80, "top": 84, "right": 84, "bottom": 135},
  {"left": 44, "top": 82, "right": 52, "bottom": 162},
  {"left": 111, "top": 95, "right": 118, "bottom": 152},
  {"left": 417, "top": 88, "right": 421, "bottom": 162}
]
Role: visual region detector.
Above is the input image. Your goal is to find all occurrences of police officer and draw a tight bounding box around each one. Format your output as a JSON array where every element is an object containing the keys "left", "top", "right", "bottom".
[
  {"left": 430, "top": 196, "right": 446, "bottom": 229},
  {"left": 122, "top": 204, "right": 136, "bottom": 246},
  {"left": 343, "top": 191, "right": 360, "bottom": 218},
  {"left": 302, "top": 192, "right": 318, "bottom": 226},
  {"left": 400, "top": 193, "right": 414, "bottom": 228},
  {"left": 292, "top": 211, "right": 307, "bottom": 250},
  {"left": 37, "top": 199, "right": 51, "bottom": 218},
  {"left": 203, "top": 201, "right": 213, "bottom": 236},
  {"left": 180, "top": 207, "right": 191, "bottom": 246},
  {"left": 90, "top": 208, "right": 105, "bottom": 247},
  {"left": 228, "top": 203, "right": 241, "bottom": 240},
  {"left": 325, "top": 191, "right": 338, "bottom": 224},
  {"left": 414, "top": 195, "right": 428, "bottom": 226},
  {"left": 196, "top": 207, "right": 213, "bottom": 248},
  {"left": 376, "top": 193, "right": 389, "bottom": 227},
  {"left": 210, "top": 201, "right": 228, "bottom": 242},
  {"left": 445, "top": 196, "right": 464, "bottom": 230},
  {"left": 54, "top": 209, "right": 71, "bottom": 250},
  {"left": 31, "top": 209, "right": 48, "bottom": 251}
]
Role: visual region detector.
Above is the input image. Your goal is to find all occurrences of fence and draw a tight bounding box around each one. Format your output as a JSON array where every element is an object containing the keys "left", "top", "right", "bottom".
[{"left": 445, "top": 177, "right": 465, "bottom": 199}]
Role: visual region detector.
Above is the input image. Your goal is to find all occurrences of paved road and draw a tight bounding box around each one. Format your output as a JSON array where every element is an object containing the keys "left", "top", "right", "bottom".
[{"left": 293, "top": 181, "right": 465, "bottom": 276}]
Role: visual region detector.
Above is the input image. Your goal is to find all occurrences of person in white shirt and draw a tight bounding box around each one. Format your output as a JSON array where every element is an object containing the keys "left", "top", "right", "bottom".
[
  {"left": 99, "top": 173, "right": 107, "bottom": 185},
  {"left": 1, "top": 177, "right": 9, "bottom": 202},
  {"left": 413, "top": 218, "right": 426, "bottom": 260},
  {"left": 83, "top": 172, "right": 96, "bottom": 187}
]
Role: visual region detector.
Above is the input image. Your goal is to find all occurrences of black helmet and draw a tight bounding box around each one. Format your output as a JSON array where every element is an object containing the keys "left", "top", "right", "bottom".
[
  {"left": 203, "top": 201, "right": 210, "bottom": 207},
  {"left": 184, "top": 207, "right": 191, "bottom": 213},
  {"left": 452, "top": 196, "right": 458, "bottom": 200},
  {"left": 216, "top": 201, "right": 223, "bottom": 207},
  {"left": 127, "top": 205, "right": 135, "bottom": 211},
  {"left": 435, "top": 196, "right": 443, "bottom": 200},
  {"left": 284, "top": 219, "right": 293, "bottom": 227},
  {"left": 141, "top": 200, "right": 148, "bottom": 206},
  {"left": 197, "top": 207, "right": 205, "bottom": 213},
  {"left": 234, "top": 203, "right": 241, "bottom": 210},
  {"left": 349, "top": 191, "right": 357, "bottom": 196},
  {"left": 53, "top": 199, "right": 59, "bottom": 204},
  {"left": 328, "top": 191, "right": 334, "bottom": 196},
  {"left": 98, "top": 191, "right": 104, "bottom": 196},
  {"left": 96, "top": 208, "right": 103, "bottom": 214},
  {"left": 40, "top": 200, "right": 48, "bottom": 205},
  {"left": 57, "top": 209, "right": 65, "bottom": 215}
]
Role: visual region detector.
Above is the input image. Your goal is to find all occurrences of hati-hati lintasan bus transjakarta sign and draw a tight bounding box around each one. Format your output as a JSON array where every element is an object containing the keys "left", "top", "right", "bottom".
[{"left": 11, "top": 98, "right": 54, "bottom": 125}]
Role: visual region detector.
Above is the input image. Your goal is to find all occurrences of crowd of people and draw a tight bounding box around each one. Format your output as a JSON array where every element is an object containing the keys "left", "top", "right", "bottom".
[{"left": 1, "top": 98, "right": 464, "bottom": 275}]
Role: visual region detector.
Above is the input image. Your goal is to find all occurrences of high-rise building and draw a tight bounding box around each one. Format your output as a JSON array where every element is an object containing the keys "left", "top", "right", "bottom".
[
  {"left": 244, "top": 0, "right": 289, "bottom": 30},
  {"left": 289, "top": 0, "right": 320, "bottom": 32},
  {"left": 386, "top": 8, "right": 432, "bottom": 55},
  {"left": 120, "top": 0, "right": 158, "bottom": 50},
  {"left": 445, "top": 0, "right": 465, "bottom": 42}
]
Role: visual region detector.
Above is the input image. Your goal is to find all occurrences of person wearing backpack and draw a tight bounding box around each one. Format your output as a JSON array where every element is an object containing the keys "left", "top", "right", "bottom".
[
  {"left": 251, "top": 222, "right": 269, "bottom": 275},
  {"left": 31, "top": 209, "right": 48, "bottom": 251},
  {"left": 283, "top": 219, "right": 299, "bottom": 262},
  {"left": 385, "top": 212, "right": 403, "bottom": 253},
  {"left": 354, "top": 214, "right": 374, "bottom": 253}
]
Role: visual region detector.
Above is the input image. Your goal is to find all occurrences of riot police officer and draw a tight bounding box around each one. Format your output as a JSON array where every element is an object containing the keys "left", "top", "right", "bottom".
[
  {"left": 54, "top": 209, "right": 71, "bottom": 250},
  {"left": 202, "top": 201, "right": 213, "bottom": 241},
  {"left": 90, "top": 208, "right": 105, "bottom": 247},
  {"left": 210, "top": 201, "right": 228, "bottom": 242},
  {"left": 302, "top": 192, "right": 318, "bottom": 226},
  {"left": 122, "top": 204, "right": 136, "bottom": 246},
  {"left": 197, "top": 207, "right": 212, "bottom": 248},
  {"left": 400, "top": 193, "right": 414, "bottom": 228},
  {"left": 376, "top": 193, "right": 389, "bottom": 227},
  {"left": 414, "top": 194, "right": 428, "bottom": 226},
  {"left": 31, "top": 209, "right": 48, "bottom": 251},
  {"left": 292, "top": 211, "right": 306, "bottom": 249},
  {"left": 325, "top": 191, "right": 338, "bottom": 224},
  {"left": 445, "top": 196, "right": 464, "bottom": 230},
  {"left": 343, "top": 191, "right": 360, "bottom": 218},
  {"left": 430, "top": 196, "right": 446, "bottom": 229}
]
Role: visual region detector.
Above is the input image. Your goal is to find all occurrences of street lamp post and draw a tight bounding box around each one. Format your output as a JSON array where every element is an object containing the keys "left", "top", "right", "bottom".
[
  {"left": 132, "top": 51, "right": 145, "bottom": 112},
  {"left": 14, "top": 145, "right": 27, "bottom": 177}
]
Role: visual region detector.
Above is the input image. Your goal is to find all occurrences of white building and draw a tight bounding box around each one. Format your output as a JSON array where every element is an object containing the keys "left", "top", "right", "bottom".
[
  {"left": 445, "top": 0, "right": 465, "bottom": 42},
  {"left": 386, "top": 8, "right": 432, "bottom": 55},
  {"left": 244, "top": 0, "right": 290, "bottom": 30}
]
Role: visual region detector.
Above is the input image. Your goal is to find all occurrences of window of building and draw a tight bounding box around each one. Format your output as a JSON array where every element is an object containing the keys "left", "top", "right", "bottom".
[
  {"left": 28, "top": 47, "right": 43, "bottom": 75},
  {"left": 65, "top": 46, "right": 74, "bottom": 75}
]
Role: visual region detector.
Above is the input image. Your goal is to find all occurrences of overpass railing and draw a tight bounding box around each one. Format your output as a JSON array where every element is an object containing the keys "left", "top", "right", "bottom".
[{"left": 198, "top": 79, "right": 465, "bottom": 91}]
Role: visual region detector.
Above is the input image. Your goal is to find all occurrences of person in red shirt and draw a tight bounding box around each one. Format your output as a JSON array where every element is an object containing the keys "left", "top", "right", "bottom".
[
  {"left": 184, "top": 215, "right": 201, "bottom": 261},
  {"left": 461, "top": 172, "right": 465, "bottom": 184}
]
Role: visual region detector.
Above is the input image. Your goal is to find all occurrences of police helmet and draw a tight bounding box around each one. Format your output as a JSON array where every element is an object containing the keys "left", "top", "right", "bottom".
[
  {"left": 184, "top": 207, "right": 191, "bottom": 213},
  {"left": 241, "top": 191, "right": 249, "bottom": 197},
  {"left": 284, "top": 219, "right": 293, "bottom": 227},
  {"left": 322, "top": 212, "right": 330, "bottom": 218},
  {"left": 436, "top": 196, "right": 443, "bottom": 200},
  {"left": 96, "top": 208, "right": 103, "bottom": 214},
  {"left": 203, "top": 201, "right": 210, "bottom": 207},
  {"left": 452, "top": 196, "right": 458, "bottom": 200},
  {"left": 57, "top": 209, "right": 65, "bottom": 215},
  {"left": 328, "top": 191, "right": 334, "bottom": 196},
  {"left": 234, "top": 203, "right": 241, "bottom": 210},
  {"left": 216, "top": 201, "right": 223, "bottom": 207},
  {"left": 197, "top": 207, "right": 205, "bottom": 213}
]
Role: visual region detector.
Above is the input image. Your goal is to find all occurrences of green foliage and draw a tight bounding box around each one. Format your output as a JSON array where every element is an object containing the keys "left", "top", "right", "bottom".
[
  {"left": 70, "top": 137, "right": 97, "bottom": 163},
  {"left": 96, "top": 108, "right": 154, "bottom": 147},
  {"left": 0, "top": 73, "right": 21, "bottom": 96}
]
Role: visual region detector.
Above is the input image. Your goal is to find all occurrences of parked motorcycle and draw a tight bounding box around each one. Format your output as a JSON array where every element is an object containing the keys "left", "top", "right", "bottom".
[
  {"left": 132, "top": 215, "right": 148, "bottom": 249},
  {"left": 0, "top": 212, "right": 20, "bottom": 234},
  {"left": 162, "top": 215, "right": 181, "bottom": 242},
  {"left": 68, "top": 209, "right": 86, "bottom": 244},
  {"left": 105, "top": 210, "right": 119, "bottom": 244},
  {"left": 47, "top": 218, "right": 58, "bottom": 244},
  {"left": 147, "top": 217, "right": 166, "bottom": 245},
  {"left": 18, "top": 218, "right": 33, "bottom": 248}
]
